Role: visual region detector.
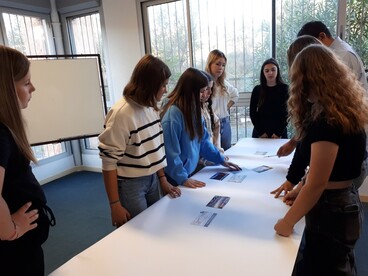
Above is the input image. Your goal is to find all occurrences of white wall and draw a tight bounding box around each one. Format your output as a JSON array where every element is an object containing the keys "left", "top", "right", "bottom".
[{"left": 100, "top": 0, "right": 144, "bottom": 103}]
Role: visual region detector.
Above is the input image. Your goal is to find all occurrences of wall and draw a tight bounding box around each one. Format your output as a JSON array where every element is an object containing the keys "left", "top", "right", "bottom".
[{"left": 100, "top": 0, "right": 144, "bottom": 103}]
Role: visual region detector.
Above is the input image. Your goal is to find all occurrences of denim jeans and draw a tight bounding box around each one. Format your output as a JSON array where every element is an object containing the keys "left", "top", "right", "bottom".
[
  {"left": 295, "top": 187, "right": 362, "bottom": 276},
  {"left": 219, "top": 116, "right": 231, "bottom": 151},
  {"left": 118, "top": 173, "right": 160, "bottom": 218},
  {"left": 352, "top": 158, "right": 368, "bottom": 190}
]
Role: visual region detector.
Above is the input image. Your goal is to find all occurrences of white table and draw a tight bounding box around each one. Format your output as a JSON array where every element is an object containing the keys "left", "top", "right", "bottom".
[{"left": 51, "top": 138, "right": 304, "bottom": 276}]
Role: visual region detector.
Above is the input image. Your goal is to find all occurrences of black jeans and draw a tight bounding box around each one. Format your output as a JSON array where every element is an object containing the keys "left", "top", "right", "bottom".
[{"left": 294, "top": 187, "right": 363, "bottom": 276}]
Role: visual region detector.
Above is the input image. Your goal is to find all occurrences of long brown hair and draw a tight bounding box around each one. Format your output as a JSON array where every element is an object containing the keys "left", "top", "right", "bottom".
[
  {"left": 288, "top": 44, "right": 368, "bottom": 139},
  {"left": 161, "top": 68, "right": 208, "bottom": 141},
  {"left": 123, "top": 54, "right": 171, "bottom": 110},
  {"left": 0, "top": 45, "right": 36, "bottom": 163},
  {"left": 258, "top": 58, "right": 285, "bottom": 108}
]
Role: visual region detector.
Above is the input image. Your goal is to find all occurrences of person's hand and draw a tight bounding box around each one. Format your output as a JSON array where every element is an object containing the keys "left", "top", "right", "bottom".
[
  {"left": 270, "top": 180, "right": 294, "bottom": 198},
  {"left": 282, "top": 185, "right": 301, "bottom": 206},
  {"left": 11, "top": 202, "right": 39, "bottom": 238},
  {"left": 271, "top": 133, "right": 280, "bottom": 139},
  {"left": 161, "top": 181, "right": 181, "bottom": 198},
  {"left": 183, "top": 179, "right": 206, "bottom": 188},
  {"left": 110, "top": 203, "right": 131, "bottom": 227},
  {"left": 274, "top": 218, "right": 294, "bottom": 237},
  {"left": 260, "top": 133, "right": 268, "bottom": 138},
  {"left": 277, "top": 139, "right": 297, "bottom": 157},
  {"left": 222, "top": 161, "right": 241, "bottom": 171}
]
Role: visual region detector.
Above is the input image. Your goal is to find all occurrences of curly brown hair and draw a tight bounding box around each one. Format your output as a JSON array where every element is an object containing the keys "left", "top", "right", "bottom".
[{"left": 288, "top": 44, "right": 368, "bottom": 139}]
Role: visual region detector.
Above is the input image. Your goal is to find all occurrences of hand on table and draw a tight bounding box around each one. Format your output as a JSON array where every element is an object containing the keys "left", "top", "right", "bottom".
[
  {"left": 277, "top": 138, "right": 297, "bottom": 157},
  {"left": 161, "top": 181, "right": 181, "bottom": 198},
  {"left": 282, "top": 187, "right": 300, "bottom": 206},
  {"left": 270, "top": 180, "right": 294, "bottom": 198},
  {"left": 274, "top": 218, "right": 294, "bottom": 237},
  {"left": 271, "top": 134, "right": 280, "bottom": 139},
  {"left": 259, "top": 133, "right": 268, "bottom": 138},
  {"left": 222, "top": 161, "right": 241, "bottom": 171},
  {"left": 184, "top": 179, "right": 206, "bottom": 188},
  {"left": 110, "top": 203, "right": 131, "bottom": 227}
]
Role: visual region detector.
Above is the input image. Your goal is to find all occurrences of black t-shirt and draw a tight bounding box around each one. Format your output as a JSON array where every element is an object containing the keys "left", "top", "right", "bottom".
[
  {"left": 286, "top": 118, "right": 366, "bottom": 184},
  {"left": 0, "top": 123, "right": 46, "bottom": 213},
  {"left": 249, "top": 83, "right": 289, "bottom": 137}
]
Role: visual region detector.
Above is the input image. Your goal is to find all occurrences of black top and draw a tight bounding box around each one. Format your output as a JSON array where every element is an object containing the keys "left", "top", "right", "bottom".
[
  {"left": 250, "top": 83, "right": 289, "bottom": 137},
  {"left": 0, "top": 123, "right": 46, "bottom": 213},
  {"left": 286, "top": 118, "right": 366, "bottom": 184}
]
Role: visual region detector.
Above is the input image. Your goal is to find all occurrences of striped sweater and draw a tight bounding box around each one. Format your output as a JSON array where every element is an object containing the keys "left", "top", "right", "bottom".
[{"left": 98, "top": 97, "right": 166, "bottom": 178}]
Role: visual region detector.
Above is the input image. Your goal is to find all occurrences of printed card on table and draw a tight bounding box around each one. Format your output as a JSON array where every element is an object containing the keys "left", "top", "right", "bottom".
[
  {"left": 191, "top": 211, "right": 217, "bottom": 227},
  {"left": 210, "top": 172, "right": 229, "bottom": 181},
  {"left": 228, "top": 174, "right": 247, "bottom": 183},
  {"left": 206, "top": 195, "right": 230, "bottom": 209},
  {"left": 254, "top": 151, "right": 267, "bottom": 156},
  {"left": 252, "top": 165, "right": 273, "bottom": 173}
]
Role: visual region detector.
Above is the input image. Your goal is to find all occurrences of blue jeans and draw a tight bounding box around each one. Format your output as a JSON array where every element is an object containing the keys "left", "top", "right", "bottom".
[
  {"left": 352, "top": 158, "right": 367, "bottom": 190},
  {"left": 118, "top": 174, "right": 160, "bottom": 218},
  {"left": 294, "top": 187, "right": 362, "bottom": 276},
  {"left": 219, "top": 116, "right": 231, "bottom": 151}
]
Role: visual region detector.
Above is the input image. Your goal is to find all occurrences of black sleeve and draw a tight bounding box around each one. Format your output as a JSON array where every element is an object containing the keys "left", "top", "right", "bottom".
[
  {"left": 249, "top": 86, "right": 265, "bottom": 135},
  {"left": 286, "top": 142, "right": 308, "bottom": 185},
  {"left": 275, "top": 85, "right": 289, "bottom": 136}
]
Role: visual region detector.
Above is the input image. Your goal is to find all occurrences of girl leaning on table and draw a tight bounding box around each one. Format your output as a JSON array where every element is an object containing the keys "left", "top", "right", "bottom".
[
  {"left": 160, "top": 67, "right": 240, "bottom": 189},
  {"left": 0, "top": 45, "right": 55, "bottom": 275},
  {"left": 274, "top": 44, "right": 368, "bottom": 276},
  {"left": 98, "top": 54, "right": 181, "bottom": 228}
]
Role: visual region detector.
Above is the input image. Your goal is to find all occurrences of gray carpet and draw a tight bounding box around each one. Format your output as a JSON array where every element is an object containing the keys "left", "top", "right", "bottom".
[{"left": 42, "top": 171, "right": 368, "bottom": 275}]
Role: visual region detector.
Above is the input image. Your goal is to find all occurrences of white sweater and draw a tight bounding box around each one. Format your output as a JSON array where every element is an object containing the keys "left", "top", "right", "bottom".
[{"left": 98, "top": 97, "right": 166, "bottom": 178}]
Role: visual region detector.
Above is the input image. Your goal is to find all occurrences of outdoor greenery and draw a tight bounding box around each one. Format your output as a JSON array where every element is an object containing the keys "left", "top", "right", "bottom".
[{"left": 147, "top": 0, "right": 367, "bottom": 91}]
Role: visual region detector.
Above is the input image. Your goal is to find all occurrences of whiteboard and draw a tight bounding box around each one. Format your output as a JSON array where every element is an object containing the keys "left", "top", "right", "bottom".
[{"left": 22, "top": 57, "right": 106, "bottom": 145}]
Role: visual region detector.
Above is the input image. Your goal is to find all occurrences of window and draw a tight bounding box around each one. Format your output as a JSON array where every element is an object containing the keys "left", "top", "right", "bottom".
[
  {"left": 346, "top": 0, "right": 368, "bottom": 67},
  {"left": 142, "top": 0, "right": 273, "bottom": 142},
  {"left": 142, "top": 0, "right": 347, "bottom": 142},
  {"left": 2, "top": 12, "right": 54, "bottom": 55},
  {"left": 66, "top": 11, "right": 106, "bottom": 150},
  {"left": 0, "top": 9, "right": 67, "bottom": 161},
  {"left": 275, "top": 0, "right": 338, "bottom": 81}
]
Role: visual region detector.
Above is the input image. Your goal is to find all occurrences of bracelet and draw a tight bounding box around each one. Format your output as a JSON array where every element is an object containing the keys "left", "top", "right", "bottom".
[
  {"left": 158, "top": 175, "right": 166, "bottom": 179},
  {"left": 109, "top": 199, "right": 120, "bottom": 205}
]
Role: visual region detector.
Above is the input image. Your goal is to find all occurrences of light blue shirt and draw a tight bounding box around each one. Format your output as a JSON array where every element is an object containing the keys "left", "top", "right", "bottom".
[{"left": 162, "top": 105, "right": 225, "bottom": 185}]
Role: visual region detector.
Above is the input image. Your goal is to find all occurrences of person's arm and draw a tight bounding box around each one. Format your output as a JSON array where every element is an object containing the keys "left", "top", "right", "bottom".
[
  {"left": 249, "top": 86, "right": 266, "bottom": 136},
  {"left": 274, "top": 85, "right": 289, "bottom": 137},
  {"left": 199, "top": 123, "right": 225, "bottom": 165},
  {"left": 272, "top": 142, "right": 307, "bottom": 197},
  {"left": 162, "top": 108, "right": 190, "bottom": 185},
  {"left": 0, "top": 167, "right": 38, "bottom": 240},
  {"left": 102, "top": 169, "right": 130, "bottom": 227},
  {"left": 225, "top": 80, "right": 239, "bottom": 108},
  {"left": 277, "top": 137, "right": 297, "bottom": 157},
  {"left": 157, "top": 169, "right": 181, "bottom": 198},
  {"left": 274, "top": 141, "right": 338, "bottom": 236}
]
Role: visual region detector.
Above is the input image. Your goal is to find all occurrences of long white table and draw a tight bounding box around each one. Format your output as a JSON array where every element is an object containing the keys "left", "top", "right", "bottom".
[{"left": 51, "top": 138, "right": 304, "bottom": 276}]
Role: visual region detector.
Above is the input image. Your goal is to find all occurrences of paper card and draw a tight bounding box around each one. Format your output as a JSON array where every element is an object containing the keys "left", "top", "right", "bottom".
[
  {"left": 210, "top": 172, "right": 229, "bottom": 180},
  {"left": 206, "top": 195, "right": 230, "bottom": 209},
  {"left": 191, "top": 211, "right": 217, "bottom": 227},
  {"left": 254, "top": 151, "right": 267, "bottom": 155},
  {"left": 252, "top": 165, "right": 273, "bottom": 173},
  {"left": 228, "top": 174, "right": 247, "bottom": 183}
]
